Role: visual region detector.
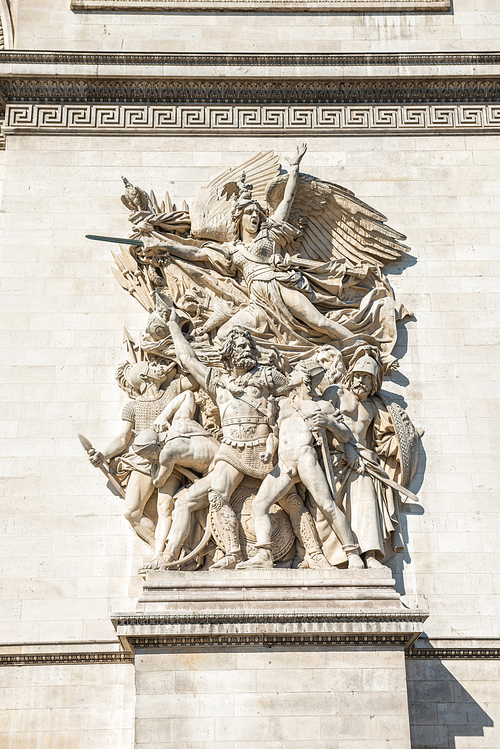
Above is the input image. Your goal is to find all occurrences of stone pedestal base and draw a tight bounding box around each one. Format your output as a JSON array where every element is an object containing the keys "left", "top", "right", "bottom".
[{"left": 112, "top": 569, "right": 426, "bottom": 749}]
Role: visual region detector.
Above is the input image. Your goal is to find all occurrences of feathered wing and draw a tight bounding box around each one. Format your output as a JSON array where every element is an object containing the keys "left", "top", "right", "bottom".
[
  {"left": 265, "top": 173, "right": 409, "bottom": 266},
  {"left": 190, "top": 151, "right": 281, "bottom": 242}
]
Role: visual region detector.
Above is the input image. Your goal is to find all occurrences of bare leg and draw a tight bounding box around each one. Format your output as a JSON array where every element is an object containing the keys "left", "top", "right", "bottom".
[
  {"left": 280, "top": 285, "right": 351, "bottom": 341},
  {"left": 140, "top": 475, "right": 182, "bottom": 572},
  {"left": 123, "top": 471, "right": 156, "bottom": 548},
  {"left": 237, "top": 464, "right": 293, "bottom": 570},
  {"left": 297, "top": 447, "right": 363, "bottom": 569},
  {"left": 163, "top": 473, "right": 212, "bottom": 561},
  {"left": 153, "top": 450, "right": 180, "bottom": 490},
  {"left": 253, "top": 465, "right": 294, "bottom": 546}
]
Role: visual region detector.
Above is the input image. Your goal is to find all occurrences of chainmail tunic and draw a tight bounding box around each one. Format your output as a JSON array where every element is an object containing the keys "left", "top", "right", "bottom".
[{"left": 121, "top": 379, "right": 183, "bottom": 432}]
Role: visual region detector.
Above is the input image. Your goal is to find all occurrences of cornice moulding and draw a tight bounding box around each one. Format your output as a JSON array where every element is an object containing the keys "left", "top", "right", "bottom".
[
  {"left": 1, "top": 641, "right": 499, "bottom": 665},
  {"left": 0, "top": 50, "right": 498, "bottom": 70}
]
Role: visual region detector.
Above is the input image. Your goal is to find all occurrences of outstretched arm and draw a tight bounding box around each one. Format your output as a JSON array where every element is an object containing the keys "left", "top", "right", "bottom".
[
  {"left": 168, "top": 309, "right": 209, "bottom": 391},
  {"left": 142, "top": 235, "right": 208, "bottom": 263},
  {"left": 272, "top": 144, "right": 307, "bottom": 224}
]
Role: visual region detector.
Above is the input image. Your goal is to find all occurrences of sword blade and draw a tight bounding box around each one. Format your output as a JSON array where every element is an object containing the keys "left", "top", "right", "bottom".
[
  {"left": 364, "top": 464, "right": 419, "bottom": 503},
  {"left": 86, "top": 234, "right": 144, "bottom": 247},
  {"left": 316, "top": 428, "right": 338, "bottom": 501}
]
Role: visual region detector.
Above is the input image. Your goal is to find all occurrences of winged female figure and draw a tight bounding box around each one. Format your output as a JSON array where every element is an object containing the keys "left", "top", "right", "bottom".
[{"left": 132, "top": 145, "right": 409, "bottom": 366}]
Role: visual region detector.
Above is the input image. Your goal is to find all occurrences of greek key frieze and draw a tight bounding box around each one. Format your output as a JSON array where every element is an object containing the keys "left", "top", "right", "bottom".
[{"left": 5, "top": 103, "right": 500, "bottom": 135}]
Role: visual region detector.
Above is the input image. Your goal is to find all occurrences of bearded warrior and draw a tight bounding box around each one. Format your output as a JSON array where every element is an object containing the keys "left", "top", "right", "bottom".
[
  {"left": 160, "top": 312, "right": 289, "bottom": 569},
  {"left": 317, "top": 347, "right": 420, "bottom": 567}
]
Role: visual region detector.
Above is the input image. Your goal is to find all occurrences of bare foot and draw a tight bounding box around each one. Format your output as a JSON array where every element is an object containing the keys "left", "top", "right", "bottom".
[{"left": 138, "top": 555, "right": 164, "bottom": 574}]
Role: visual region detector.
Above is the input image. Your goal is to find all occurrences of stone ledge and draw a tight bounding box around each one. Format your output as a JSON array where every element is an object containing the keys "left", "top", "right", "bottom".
[
  {"left": 71, "top": 0, "right": 450, "bottom": 11},
  {"left": 110, "top": 569, "right": 427, "bottom": 650},
  {"left": 112, "top": 612, "right": 427, "bottom": 650},
  {"left": 0, "top": 52, "right": 497, "bottom": 79},
  {"left": 0, "top": 652, "right": 133, "bottom": 666},
  {"left": 3, "top": 639, "right": 500, "bottom": 664},
  {"left": 407, "top": 648, "right": 500, "bottom": 659},
  {"left": 0, "top": 51, "right": 483, "bottom": 65},
  {"left": 136, "top": 569, "right": 405, "bottom": 614}
]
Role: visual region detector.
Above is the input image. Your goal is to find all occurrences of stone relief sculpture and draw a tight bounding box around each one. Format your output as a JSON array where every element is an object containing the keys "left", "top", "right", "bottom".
[{"left": 83, "top": 144, "right": 421, "bottom": 573}]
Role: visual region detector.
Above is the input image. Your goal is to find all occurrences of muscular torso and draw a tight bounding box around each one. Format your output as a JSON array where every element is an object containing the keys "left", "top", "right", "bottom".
[
  {"left": 324, "top": 385, "right": 376, "bottom": 447},
  {"left": 278, "top": 396, "right": 336, "bottom": 464}
]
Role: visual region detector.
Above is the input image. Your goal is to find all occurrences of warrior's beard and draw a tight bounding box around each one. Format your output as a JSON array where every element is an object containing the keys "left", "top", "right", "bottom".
[
  {"left": 352, "top": 381, "right": 370, "bottom": 395},
  {"left": 231, "top": 352, "right": 257, "bottom": 371}
]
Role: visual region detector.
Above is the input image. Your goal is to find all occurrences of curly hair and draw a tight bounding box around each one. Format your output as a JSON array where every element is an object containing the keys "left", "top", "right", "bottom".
[{"left": 219, "top": 326, "right": 260, "bottom": 368}]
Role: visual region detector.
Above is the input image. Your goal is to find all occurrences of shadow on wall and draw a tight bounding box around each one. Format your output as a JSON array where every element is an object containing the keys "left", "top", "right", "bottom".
[{"left": 406, "top": 658, "right": 494, "bottom": 748}]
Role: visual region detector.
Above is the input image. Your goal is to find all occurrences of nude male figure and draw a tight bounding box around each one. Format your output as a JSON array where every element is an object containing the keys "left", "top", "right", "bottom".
[
  {"left": 132, "top": 390, "right": 220, "bottom": 571},
  {"left": 237, "top": 361, "right": 363, "bottom": 570}
]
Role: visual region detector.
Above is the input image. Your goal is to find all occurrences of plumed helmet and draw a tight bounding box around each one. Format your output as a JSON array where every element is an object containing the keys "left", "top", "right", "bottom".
[{"left": 132, "top": 429, "right": 160, "bottom": 456}]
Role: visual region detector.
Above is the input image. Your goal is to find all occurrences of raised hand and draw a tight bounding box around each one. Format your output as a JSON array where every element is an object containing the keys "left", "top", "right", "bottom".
[{"left": 285, "top": 143, "right": 308, "bottom": 167}]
